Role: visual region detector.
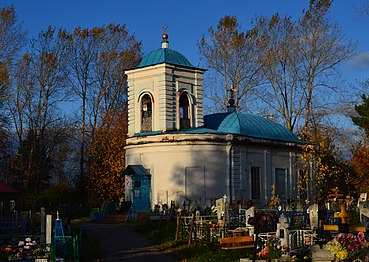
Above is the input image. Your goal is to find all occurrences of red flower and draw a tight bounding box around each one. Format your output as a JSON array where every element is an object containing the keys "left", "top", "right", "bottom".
[
  {"left": 2, "top": 247, "right": 12, "bottom": 252},
  {"left": 348, "top": 244, "right": 357, "bottom": 251}
]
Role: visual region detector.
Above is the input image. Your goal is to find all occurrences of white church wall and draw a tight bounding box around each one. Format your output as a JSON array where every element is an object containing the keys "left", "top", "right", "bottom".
[
  {"left": 126, "top": 135, "right": 302, "bottom": 210},
  {"left": 235, "top": 145, "right": 299, "bottom": 206},
  {"left": 125, "top": 139, "right": 229, "bottom": 209}
]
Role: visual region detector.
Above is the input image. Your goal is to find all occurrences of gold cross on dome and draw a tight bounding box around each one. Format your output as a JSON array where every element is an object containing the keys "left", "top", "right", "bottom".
[{"left": 163, "top": 24, "right": 167, "bottom": 33}]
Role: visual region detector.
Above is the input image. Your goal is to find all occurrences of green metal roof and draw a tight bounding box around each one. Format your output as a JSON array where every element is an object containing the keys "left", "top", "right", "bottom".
[
  {"left": 133, "top": 112, "right": 301, "bottom": 143},
  {"left": 203, "top": 112, "right": 301, "bottom": 143},
  {"left": 138, "top": 47, "right": 197, "bottom": 69}
]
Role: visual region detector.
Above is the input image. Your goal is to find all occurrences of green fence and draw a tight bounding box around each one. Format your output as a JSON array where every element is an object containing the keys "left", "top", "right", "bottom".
[{"left": 50, "top": 235, "right": 79, "bottom": 262}]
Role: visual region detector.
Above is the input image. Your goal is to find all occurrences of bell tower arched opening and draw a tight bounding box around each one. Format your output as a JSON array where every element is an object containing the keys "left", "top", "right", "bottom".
[
  {"left": 179, "top": 92, "right": 191, "bottom": 129},
  {"left": 141, "top": 94, "right": 153, "bottom": 132}
]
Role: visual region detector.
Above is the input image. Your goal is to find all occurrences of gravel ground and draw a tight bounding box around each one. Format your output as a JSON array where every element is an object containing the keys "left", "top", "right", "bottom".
[{"left": 76, "top": 222, "right": 176, "bottom": 262}]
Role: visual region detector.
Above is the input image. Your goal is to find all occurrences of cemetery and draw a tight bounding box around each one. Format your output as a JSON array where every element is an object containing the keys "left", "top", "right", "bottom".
[
  {"left": 1, "top": 2, "right": 369, "bottom": 261},
  {"left": 0, "top": 206, "right": 80, "bottom": 261},
  {"left": 1, "top": 189, "right": 369, "bottom": 261},
  {"left": 132, "top": 190, "right": 369, "bottom": 262}
]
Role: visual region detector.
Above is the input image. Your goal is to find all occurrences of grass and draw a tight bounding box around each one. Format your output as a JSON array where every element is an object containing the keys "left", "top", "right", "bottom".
[{"left": 134, "top": 219, "right": 254, "bottom": 262}]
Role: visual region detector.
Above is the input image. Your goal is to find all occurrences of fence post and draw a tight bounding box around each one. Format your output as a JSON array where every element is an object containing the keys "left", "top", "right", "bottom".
[
  {"left": 40, "top": 207, "right": 45, "bottom": 244},
  {"left": 175, "top": 209, "right": 182, "bottom": 241},
  {"left": 73, "top": 234, "right": 79, "bottom": 262},
  {"left": 46, "top": 215, "right": 52, "bottom": 246},
  {"left": 188, "top": 213, "right": 195, "bottom": 246}
]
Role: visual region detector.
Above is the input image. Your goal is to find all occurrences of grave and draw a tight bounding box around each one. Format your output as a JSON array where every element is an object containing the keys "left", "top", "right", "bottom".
[
  {"left": 323, "top": 189, "right": 366, "bottom": 233},
  {"left": 276, "top": 214, "right": 289, "bottom": 248}
]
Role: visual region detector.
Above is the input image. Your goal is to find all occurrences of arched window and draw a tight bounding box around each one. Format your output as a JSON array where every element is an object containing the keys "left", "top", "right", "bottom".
[
  {"left": 141, "top": 94, "right": 152, "bottom": 132},
  {"left": 179, "top": 93, "right": 190, "bottom": 129}
]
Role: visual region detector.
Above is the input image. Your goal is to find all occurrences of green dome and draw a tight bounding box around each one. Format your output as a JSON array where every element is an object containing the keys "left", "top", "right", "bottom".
[
  {"left": 138, "top": 47, "right": 196, "bottom": 68},
  {"left": 204, "top": 112, "right": 301, "bottom": 143}
]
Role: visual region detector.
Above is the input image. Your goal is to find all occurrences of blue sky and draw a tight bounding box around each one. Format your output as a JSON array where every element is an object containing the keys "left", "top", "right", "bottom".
[{"left": 6, "top": 0, "right": 369, "bottom": 85}]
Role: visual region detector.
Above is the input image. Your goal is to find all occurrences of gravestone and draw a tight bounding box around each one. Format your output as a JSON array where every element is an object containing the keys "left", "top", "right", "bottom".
[
  {"left": 215, "top": 195, "right": 227, "bottom": 226},
  {"left": 276, "top": 214, "right": 289, "bottom": 248},
  {"left": 245, "top": 206, "right": 255, "bottom": 235},
  {"left": 308, "top": 203, "right": 319, "bottom": 230},
  {"left": 245, "top": 206, "right": 255, "bottom": 226},
  {"left": 46, "top": 215, "right": 52, "bottom": 246}
]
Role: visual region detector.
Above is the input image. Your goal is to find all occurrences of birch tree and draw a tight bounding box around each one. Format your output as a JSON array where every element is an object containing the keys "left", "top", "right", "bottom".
[
  {"left": 254, "top": 0, "right": 356, "bottom": 132},
  {"left": 198, "top": 16, "right": 262, "bottom": 112}
]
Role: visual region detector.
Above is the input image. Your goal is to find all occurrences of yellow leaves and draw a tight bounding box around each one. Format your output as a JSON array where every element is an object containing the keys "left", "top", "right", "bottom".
[
  {"left": 22, "top": 53, "right": 30, "bottom": 61},
  {"left": 73, "top": 27, "right": 81, "bottom": 36},
  {"left": 88, "top": 108, "right": 127, "bottom": 203},
  {"left": 40, "top": 52, "right": 58, "bottom": 68}
]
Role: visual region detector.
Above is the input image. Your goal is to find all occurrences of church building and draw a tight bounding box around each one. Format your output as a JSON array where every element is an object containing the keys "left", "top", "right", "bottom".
[{"left": 124, "top": 33, "right": 304, "bottom": 211}]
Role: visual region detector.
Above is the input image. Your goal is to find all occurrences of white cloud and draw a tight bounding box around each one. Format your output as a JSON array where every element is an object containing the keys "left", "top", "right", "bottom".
[{"left": 349, "top": 51, "right": 369, "bottom": 70}]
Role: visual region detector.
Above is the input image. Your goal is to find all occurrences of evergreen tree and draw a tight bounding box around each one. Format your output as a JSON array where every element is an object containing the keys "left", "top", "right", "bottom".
[{"left": 351, "top": 94, "right": 369, "bottom": 137}]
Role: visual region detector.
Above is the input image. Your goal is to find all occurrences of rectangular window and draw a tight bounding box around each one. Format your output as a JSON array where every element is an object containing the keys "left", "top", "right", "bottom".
[
  {"left": 251, "top": 167, "right": 261, "bottom": 199},
  {"left": 275, "top": 168, "right": 287, "bottom": 198}
]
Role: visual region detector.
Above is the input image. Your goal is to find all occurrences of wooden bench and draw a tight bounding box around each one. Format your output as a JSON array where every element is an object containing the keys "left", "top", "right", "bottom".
[{"left": 219, "top": 235, "right": 254, "bottom": 250}]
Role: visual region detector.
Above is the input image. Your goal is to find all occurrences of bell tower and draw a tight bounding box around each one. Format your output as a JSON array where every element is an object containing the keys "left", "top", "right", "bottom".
[{"left": 125, "top": 31, "right": 206, "bottom": 137}]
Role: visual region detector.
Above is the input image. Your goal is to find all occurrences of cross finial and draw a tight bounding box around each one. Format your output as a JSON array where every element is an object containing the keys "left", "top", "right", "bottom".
[{"left": 161, "top": 24, "right": 169, "bottom": 48}]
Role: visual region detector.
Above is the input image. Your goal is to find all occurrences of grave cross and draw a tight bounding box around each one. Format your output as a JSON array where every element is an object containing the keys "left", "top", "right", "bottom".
[
  {"left": 330, "top": 187, "right": 343, "bottom": 200},
  {"left": 323, "top": 188, "right": 366, "bottom": 233}
]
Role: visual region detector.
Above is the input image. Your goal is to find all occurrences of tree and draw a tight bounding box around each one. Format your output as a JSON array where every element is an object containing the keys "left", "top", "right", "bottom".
[
  {"left": 198, "top": 16, "right": 262, "bottom": 112},
  {"left": 88, "top": 108, "right": 127, "bottom": 204},
  {"left": 298, "top": 125, "right": 357, "bottom": 201},
  {"left": 7, "top": 27, "right": 69, "bottom": 193},
  {"left": 351, "top": 94, "right": 369, "bottom": 137},
  {"left": 349, "top": 92, "right": 369, "bottom": 194},
  {"left": 252, "top": 14, "right": 299, "bottom": 131},
  {"left": 60, "top": 24, "right": 142, "bottom": 197},
  {"left": 253, "top": 0, "right": 356, "bottom": 132},
  {"left": 0, "top": 6, "right": 25, "bottom": 182},
  {"left": 350, "top": 140, "right": 369, "bottom": 194},
  {"left": 0, "top": 5, "right": 25, "bottom": 113}
]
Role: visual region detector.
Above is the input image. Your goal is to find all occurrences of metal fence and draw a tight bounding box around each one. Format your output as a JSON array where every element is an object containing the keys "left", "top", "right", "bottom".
[{"left": 50, "top": 235, "right": 80, "bottom": 262}]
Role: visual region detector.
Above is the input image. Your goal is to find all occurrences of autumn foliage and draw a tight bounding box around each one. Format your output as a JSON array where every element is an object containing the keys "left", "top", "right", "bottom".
[
  {"left": 350, "top": 141, "right": 369, "bottom": 194},
  {"left": 88, "top": 108, "right": 127, "bottom": 204},
  {"left": 298, "top": 126, "right": 357, "bottom": 200}
]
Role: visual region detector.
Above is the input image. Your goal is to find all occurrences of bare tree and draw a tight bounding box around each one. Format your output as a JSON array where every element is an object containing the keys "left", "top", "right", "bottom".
[
  {"left": 254, "top": 0, "right": 356, "bottom": 132},
  {"left": 198, "top": 16, "right": 263, "bottom": 112},
  {"left": 7, "top": 27, "right": 69, "bottom": 193}
]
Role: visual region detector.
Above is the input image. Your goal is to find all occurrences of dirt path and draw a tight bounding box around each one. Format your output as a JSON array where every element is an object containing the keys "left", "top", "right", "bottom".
[{"left": 77, "top": 222, "right": 176, "bottom": 262}]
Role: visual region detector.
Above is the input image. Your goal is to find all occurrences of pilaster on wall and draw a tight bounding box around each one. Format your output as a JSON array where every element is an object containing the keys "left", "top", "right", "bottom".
[
  {"left": 127, "top": 78, "right": 136, "bottom": 137},
  {"left": 194, "top": 71, "right": 204, "bottom": 127}
]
